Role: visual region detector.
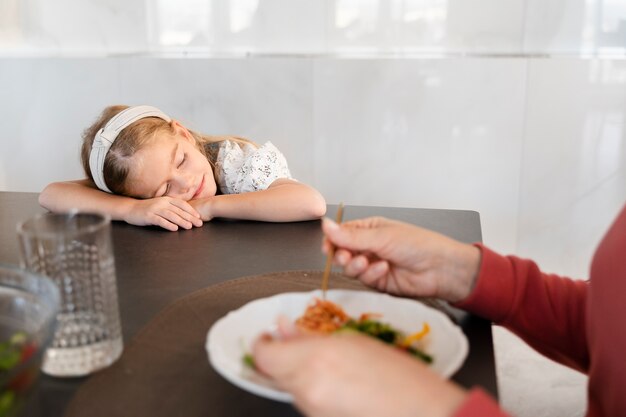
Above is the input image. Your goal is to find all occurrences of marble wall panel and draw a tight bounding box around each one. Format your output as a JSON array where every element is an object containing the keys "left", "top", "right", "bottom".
[
  {"left": 112, "top": 57, "right": 316, "bottom": 183},
  {"left": 207, "top": 0, "right": 328, "bottom": 53},
  {"left": 0, "top": 57, "right": 316, "bottom": 192},
  {"left": 0, "top": 58, "right": 120, "bottom": 190},
  {"left": 7, "top": 0, "right": 625, "bottom": 56},
  {"left": 19, "top": 0, "right": 149, "bottom": 53},
  {"left": 524, "top": 0, "right": 626, "bottom": 54},
  {"left": 517, "top": 58, "right": 626, "bottom": 277},
  {"left": 326, "top": 0, "right": 525, "bottom": 54},
  {"left": 313, "top": 58, "right": 527, "bottom": 252}
]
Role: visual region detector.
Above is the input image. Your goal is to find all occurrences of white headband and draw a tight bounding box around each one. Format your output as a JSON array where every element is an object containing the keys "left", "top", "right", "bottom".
[{"left": 89, "top": 105, "right": 171, "bottom": 193}]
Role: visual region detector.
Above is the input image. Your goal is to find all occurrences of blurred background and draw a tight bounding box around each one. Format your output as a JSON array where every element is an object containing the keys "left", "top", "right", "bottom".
[{"left": 1, "top": 1, "right": 625, "bottom": 415}]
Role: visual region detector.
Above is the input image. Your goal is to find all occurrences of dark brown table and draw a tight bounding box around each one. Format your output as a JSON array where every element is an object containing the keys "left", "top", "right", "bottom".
[{"left": 0, "top": 191, "right": 497, "bottom": 416}]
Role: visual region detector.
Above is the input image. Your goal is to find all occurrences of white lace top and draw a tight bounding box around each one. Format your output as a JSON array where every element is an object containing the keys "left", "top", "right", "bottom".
[{"left": 214, "top": 140, "right": 293, "bottom": 194}]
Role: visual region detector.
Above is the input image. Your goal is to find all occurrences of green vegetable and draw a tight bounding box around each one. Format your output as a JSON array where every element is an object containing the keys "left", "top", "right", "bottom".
[
  {"left": 0, "top": 391, "right": 15, "bottom": 417},
  {"left": 0, "top": 332, "right": 34, "bottom": 417},
  {"left": 340, "top": 319, "right": 433, "bottom": 364},
  {"left": 241, "top": 317, "right": 434, "bottom": 370},
  {"left": 406, "top": 346, "right": 433, "bottom": 363},
  {"left": 0, "top": 332, "right": 28, "bottom": 372},
  {"left": 341, "top": 319, "right": 399, "bottom": 344},
  {"left": 242, "top": 353, "right": 256, "bottom": 369}
]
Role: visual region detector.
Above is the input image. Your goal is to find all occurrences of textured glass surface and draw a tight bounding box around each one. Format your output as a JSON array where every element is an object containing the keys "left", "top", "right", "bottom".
[{"left": 17, "top": 213, "right": 123, "bottom": 377}]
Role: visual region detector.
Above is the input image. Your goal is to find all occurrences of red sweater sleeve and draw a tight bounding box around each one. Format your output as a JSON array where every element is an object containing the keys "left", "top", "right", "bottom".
[
  {"left": 451, "top": 203, "right": 626, "bottom": 416},
  {"left": 454, "top": 244, "right": 589, "bottom": 373},
  {"left": 453, "top": 388, "right": 512, "bottom": 417}
]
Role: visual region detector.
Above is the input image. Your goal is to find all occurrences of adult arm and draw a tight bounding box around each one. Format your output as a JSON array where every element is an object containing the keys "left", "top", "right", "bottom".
[
  {"left": 455, "top": 245, "right": 590, "bottom": 372},
  {"left": 323, "top": 217, "right": 589, "bottom": 372},
  {"left": 189, "top": 178, "right": 327, "bottom": 222},
  {"left": 39, "top": 179, "right": 203, "bottom": 231}
]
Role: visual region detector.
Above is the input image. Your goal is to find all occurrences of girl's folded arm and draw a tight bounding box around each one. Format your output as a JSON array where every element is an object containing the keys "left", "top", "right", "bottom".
[
  {"left": 193, "top": 178, "right": 327, "bottom": 222},
  {"left": 39, "top": 180, "right": 136, "bottom": 221},
  {"left": 39, "top": 180, "right": 203, "bottom": 231}
]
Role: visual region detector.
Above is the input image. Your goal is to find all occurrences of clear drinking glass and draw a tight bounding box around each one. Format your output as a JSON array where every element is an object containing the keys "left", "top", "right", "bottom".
[{"left": 16, "top": 212, "right": 123, "bottom": 377}]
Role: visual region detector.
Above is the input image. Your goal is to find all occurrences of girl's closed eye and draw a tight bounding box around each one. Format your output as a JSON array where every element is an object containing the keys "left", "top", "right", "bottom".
[{"left": 160, "top": 154, "right": 185, "bottom": 196}]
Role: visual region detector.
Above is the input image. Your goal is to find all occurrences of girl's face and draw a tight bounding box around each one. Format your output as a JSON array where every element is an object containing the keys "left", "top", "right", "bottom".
[{"left": 124, "top": 124, "right": 217, "bottom": 201}]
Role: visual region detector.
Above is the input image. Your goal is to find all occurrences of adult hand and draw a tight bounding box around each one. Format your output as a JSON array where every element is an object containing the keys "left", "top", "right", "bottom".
[
  {"left": 124, "top": 197, "right": 203, "bottom": 231},
  {"left": 322, "top": 217, "right": 481, "bottom": 303},
  {"left": 253, "top": 331, "right": 467, "bottom": 417}
]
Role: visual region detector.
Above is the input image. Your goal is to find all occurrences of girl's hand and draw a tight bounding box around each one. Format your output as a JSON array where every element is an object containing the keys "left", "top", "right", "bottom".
[
  {"left": 252, "top": 332, "right": 467, "bottom": 417},
  {"left": 188, "top": 197, "right": 216, "bottom": 222},
  {"left": 322, "top": 217, "right": 481, "bottom": 303},
  {"left": 124, "top": 197, "right": 203, "bottom": 231}
]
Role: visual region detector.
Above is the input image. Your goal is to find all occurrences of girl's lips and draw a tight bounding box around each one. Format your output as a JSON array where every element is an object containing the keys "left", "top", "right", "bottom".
[{"left": 193, "top": 176, "right": 205, "bottom": 199}]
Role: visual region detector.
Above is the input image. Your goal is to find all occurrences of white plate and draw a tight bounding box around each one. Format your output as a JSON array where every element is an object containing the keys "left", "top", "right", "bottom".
[{"left": 206, "top": 289, "right": 468, "bottom": 402}]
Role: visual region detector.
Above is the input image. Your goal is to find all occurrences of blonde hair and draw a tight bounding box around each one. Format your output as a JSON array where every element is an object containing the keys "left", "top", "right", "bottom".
[{"left": 81, "top": 105, "right": 255, "bottom": 196}]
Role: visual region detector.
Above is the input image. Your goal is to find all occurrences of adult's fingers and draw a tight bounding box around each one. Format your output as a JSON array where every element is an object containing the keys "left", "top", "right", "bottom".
[
  {"left": 276, "top": 315, "right": 299, "bottom": 339},
  {"left": 252, "top": 336, "right": 313, "bottom": 382},
  {"left": 342, "top": 254, "right": 371, "bottom": 277},
  {"left": 333, "top": 248, "right": 354, "bottom": 266},
  {"left": 322, "top": 217, "right": 389, "bottom": 254},
  {"left": 357, "top": 260, "right": 390, "bottom": 286}
]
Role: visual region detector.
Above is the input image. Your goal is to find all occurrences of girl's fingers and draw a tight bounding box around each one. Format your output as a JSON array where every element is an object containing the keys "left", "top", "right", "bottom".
[
  {"left": 149, "top": 214, "right": 179, "bottom": 232},
  {"left": 158, "top": 209, "right": 194, "bottom": 230},
  {"left": 168, "top": 200, "right": 203, "bottom": 226},
  {"left": 168, "top": 198, "right": 202, "bottom": 218},
  {"left": 168, "top": 204, "right": 203, "bottom": 227}
]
